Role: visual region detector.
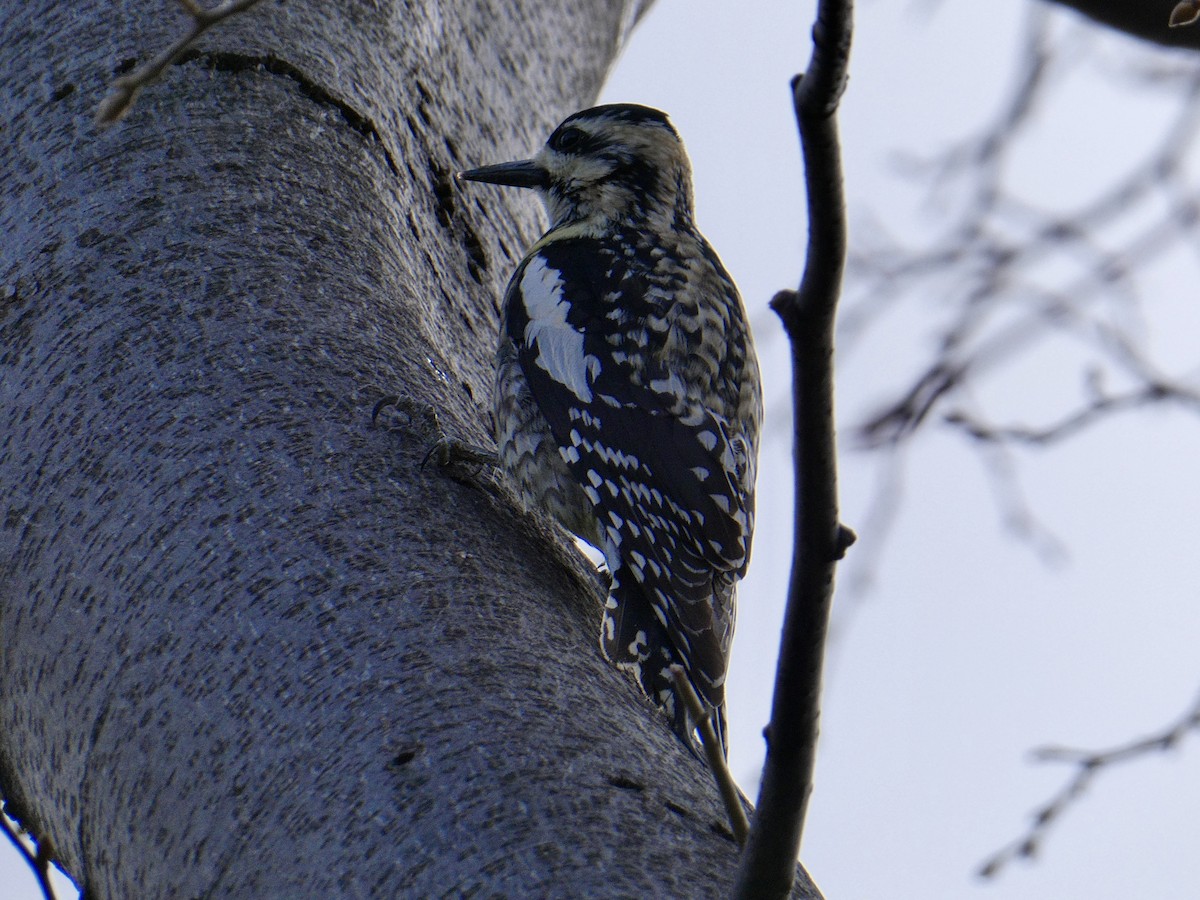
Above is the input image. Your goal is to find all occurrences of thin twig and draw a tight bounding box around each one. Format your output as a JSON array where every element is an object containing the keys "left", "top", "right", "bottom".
[
  {"left": 946, "top": 380, "right": 1200, "bottom": 446},
  {"left": 978, "top": 688, "right": 1200, "bottom": 878},
  {"left": 96, "top": 0, "right": 268, "bottom": 125},
  {"left": 1, "top": 811, "right": 57, "bottom": 900},
  {"left": 732, "top": 0, "right": 853, "bottom": 896},
  {"left": 841, "top": 23, "right": 1200, "bottom": 592},
  {"left": 847, "top": 20, "right": 1200, "bottom": 453}
]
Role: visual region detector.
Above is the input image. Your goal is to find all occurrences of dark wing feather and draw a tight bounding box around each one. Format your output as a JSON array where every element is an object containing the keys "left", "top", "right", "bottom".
[{"left": 505, "top": 237, "right": 751, "bottom": 703}]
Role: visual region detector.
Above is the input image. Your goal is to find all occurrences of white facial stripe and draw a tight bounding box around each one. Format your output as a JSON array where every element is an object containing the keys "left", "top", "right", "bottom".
[{"left": 521, "top": 255, "right": 600, "bottom": 403}]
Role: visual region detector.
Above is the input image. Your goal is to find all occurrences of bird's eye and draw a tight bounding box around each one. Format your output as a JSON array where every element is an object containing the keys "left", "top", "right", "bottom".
[{"left": 550, "top": 126, "right": 585, "bottom": 153}]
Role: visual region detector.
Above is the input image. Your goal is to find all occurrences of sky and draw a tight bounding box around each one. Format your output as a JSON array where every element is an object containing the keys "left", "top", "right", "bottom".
[{"left": 6, "top": 1, "right": 1200, "bottom": 897}]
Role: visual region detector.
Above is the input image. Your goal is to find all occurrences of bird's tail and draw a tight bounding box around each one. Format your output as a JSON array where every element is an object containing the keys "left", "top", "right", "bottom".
[{"left": 600, "top": 568, "right": 729, "bottom": 759}]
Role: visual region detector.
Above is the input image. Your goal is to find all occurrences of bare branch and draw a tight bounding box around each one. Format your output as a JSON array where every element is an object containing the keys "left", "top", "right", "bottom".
[
  {"left": 1045, "top": 0, "right": 1200, "bottom": 47},
  {"left": 96, "top": 0, "right": 268, "bottom": 125},
  {"left": 842, "top": 9, "right": 1200, "bottom": 584},
  {"left": 837, "top": 447, "right": 907, "bottom": 603},
  {"left": 850, "top": 38, "right": 1200, "bottom": 450},
  {"left": 733, "top": 0, "right": 853, "bottom": 896},
  {"left": 969, "top": 434, "right": 1069, "bottom": 563},
  {"left": 945, "top": 378, "right": 1200, "bottom": 446},
  {"left": 0, "top": 810, "right": 57, "bottom": 900},
  {"left": 979, "top": 688, "right": 1200, "bottom": 879}
]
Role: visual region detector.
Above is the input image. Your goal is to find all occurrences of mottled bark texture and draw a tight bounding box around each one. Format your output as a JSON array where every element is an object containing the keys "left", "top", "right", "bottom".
[{"left": 0, "top": 1, "right": 823, "bottom": 897}]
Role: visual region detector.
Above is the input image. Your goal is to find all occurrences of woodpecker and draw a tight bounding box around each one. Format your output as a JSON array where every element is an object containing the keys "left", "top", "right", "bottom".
[{"left": 458, "top": 104, "right": 761, "bottom": 756}]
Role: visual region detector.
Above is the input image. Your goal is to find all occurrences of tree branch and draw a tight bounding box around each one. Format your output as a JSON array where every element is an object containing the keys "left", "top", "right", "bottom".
[
  {"left": 979, "top": 688, "right": 1200, "bottom": 878},
  {"left": 841, "top": 7, "right": 1200, "bottom": 585},
  {"left": 732, "top": 0, "right": 853, "bottom": 896},
  {"left": 1047, "top": 0, "right": 1200, "bottom": 47},
  {"left": 0, "top": 810, "right": 57, "bottom": 900},
  {"left": 945, "top": 378, "right": 1200, "bottom": 446},
  {"left": 96, "top": 0, "right": 267, "bottom": 125},
  {"left": 849, "top": 8, "right": 1200, "bottom": 452}
]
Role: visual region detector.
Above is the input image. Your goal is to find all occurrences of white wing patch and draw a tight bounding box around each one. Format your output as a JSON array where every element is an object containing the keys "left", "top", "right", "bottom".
[{"left": 520, "top": 255, "right": 600, "bottom": 403}]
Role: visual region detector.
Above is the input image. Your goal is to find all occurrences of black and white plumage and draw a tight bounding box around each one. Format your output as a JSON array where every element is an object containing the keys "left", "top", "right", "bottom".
[{"left": 458, "top": 104, "right": 761, "bottom": 755}]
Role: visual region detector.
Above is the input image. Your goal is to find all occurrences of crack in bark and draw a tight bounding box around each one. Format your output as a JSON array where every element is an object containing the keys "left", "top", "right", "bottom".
[{"left": 177, "top": 48, "right": 400, "bottom": 176}]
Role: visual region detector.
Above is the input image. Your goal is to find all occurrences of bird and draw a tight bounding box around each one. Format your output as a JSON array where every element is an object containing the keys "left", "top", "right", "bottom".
[{"left": 457, "top": 104, "right": 761, "bottom": 757}]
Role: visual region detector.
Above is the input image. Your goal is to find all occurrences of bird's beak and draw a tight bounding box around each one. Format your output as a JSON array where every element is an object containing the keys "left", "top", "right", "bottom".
[{"left": 457, "top": 159, "right": 549, "bottom": 190}]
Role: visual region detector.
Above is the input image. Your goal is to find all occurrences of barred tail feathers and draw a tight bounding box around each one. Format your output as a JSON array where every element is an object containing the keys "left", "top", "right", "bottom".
[{"left": 600, "top": 567, "right": 728, "bottom": 757}]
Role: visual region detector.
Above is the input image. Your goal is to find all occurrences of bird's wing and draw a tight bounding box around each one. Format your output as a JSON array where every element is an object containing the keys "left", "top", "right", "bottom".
[{"left": 504, "top": 238, "right": 752, "bottom": 701}]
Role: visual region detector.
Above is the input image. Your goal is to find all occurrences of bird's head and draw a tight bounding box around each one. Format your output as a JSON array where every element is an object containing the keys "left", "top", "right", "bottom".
[{"left": 458, "top": 104, "right": 695, "bottom": 231}]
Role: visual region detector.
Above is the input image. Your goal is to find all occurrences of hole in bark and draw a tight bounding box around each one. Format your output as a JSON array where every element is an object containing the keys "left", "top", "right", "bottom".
[
  {"left": 607, "top": 774, "right": 645, "bottom": 792},
  {"left": 389, "top": 745, "right": 422, "bottom": 767}
]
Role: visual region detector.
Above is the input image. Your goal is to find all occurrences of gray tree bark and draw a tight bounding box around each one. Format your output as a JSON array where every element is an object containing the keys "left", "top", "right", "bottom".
[{"left": 0, "top": 1, "right": 821, "bottom": 896}]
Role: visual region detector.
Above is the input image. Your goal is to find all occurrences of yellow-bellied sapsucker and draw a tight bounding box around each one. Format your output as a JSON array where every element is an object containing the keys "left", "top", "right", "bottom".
[{"left": 458, "top": 104, "right": 761, "bottom": 756}]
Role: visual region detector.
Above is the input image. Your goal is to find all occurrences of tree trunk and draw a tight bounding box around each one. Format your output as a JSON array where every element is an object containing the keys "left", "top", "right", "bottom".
[{"left": 0, "top": 1, "right": 820, "bottom": 896}]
